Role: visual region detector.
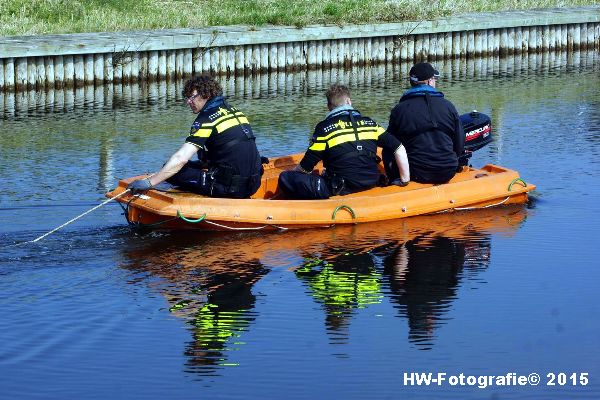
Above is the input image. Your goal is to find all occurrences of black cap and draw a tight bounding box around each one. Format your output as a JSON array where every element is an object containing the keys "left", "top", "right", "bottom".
[{"left": 409, "top": 62, "right": 440, "bottom": 82}]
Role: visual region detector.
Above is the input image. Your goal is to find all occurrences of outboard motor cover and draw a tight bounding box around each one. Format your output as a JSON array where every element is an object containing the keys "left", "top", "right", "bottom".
[{"left": 461, "top": 110, "right": 492, "bottom": 151}]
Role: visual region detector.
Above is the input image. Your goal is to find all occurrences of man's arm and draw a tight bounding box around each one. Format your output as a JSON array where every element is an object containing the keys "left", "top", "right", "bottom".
[
  {"left": 394, "top": 144, "right": 410, "bottom": 183},
  {"left": 148, "top": 142, "right": 198, "bottom": 186},
  {"left": 296, "top": 149, "right": 322, "bottom": 174},
  {"left": 296, "top": 128, "right": 325, "bottom": 173},
  {"left": 377, "top": 129, "right": 410, "bottom": 184}
]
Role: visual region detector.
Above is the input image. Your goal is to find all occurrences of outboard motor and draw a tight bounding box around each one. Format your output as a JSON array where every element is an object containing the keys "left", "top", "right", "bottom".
[{"left": 458, "top": 110, "right": 492, "bottom": 167}]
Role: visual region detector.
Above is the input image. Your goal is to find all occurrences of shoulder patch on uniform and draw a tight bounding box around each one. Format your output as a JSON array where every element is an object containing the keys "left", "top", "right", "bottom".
[
  {"left": 190, "top": 120, "right": 203, "bottom": 134},
  {"left": 209, "top": 107, "right": 230, "bottom": 120},
  {"left": 323, "top": 119, "right": 350, "bottom": 133}
]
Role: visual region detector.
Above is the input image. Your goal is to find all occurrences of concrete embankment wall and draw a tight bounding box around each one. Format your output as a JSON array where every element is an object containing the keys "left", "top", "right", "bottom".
[
  {"left": 0, "top": 6, "right": 599, "bottom": 91},
  {"left": 1, "top": 50, "right": 595, "bottom": 119}
]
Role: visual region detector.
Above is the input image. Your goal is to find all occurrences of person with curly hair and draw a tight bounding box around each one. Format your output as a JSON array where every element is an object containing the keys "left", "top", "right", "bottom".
[{"left": 127, "top": 75, "right": 263, "bottom": 198}]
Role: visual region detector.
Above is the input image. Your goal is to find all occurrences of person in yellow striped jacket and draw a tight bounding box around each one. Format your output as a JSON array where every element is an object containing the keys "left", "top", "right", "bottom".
[
  {"left": 127, "top": 75, "right": 263, "bottom": 198},
  {"left": 278, "top": 84, "right": 409, "bottom": 199}
]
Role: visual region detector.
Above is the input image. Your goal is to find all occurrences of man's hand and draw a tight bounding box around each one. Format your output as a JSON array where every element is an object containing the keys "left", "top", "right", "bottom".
[
  {"left": 127, "top": 178, "right": 153, "bottom": 194},
  {"left": 294, "top": 164, "right": 311, "bottom": 173}
]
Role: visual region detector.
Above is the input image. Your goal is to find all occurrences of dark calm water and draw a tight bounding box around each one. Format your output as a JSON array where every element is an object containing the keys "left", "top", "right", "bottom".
[{"left": 1, "top": 51, "right": 599, "bottom": 399}]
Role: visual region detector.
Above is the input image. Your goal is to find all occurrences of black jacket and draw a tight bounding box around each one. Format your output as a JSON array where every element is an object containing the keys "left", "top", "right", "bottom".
[
  {"left": 299, "top": 107, "right": 401, "bottom": 191},
  {"left": 185, "top": 96, "right": 262, "bottom": 178},
  {"left": 387, "top": 85, "right": 463, "bottom": 174}
]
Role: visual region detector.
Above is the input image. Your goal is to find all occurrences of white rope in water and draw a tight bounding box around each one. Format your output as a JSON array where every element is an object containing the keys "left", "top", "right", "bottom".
[
  {"left": 25, "top": 189, "right": 131, "bottom": 244},
  {"left": 23, "top": 173, "right": 158, "bottom": 244},
  {"left": 201, "top": 219, "right": 289, "bottom": 231},
  {"left": 200, "top": 219, "right": 264, "bottom": 230},
  {"left": 202, "top": 219, "right": 289, "bottom": 231},
  {"left": 453, "top": 196, "right": 510, "bottom": 211}
]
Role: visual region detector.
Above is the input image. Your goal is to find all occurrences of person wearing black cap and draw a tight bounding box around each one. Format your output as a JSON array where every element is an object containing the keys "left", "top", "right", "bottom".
[{"left": 383, "top": 62, "right": 464, "bottom": 184}]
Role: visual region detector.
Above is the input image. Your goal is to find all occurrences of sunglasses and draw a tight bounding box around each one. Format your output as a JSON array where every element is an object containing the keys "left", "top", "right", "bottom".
[{"left": 185, "top": 93, "right": 201, "bottom": 103}]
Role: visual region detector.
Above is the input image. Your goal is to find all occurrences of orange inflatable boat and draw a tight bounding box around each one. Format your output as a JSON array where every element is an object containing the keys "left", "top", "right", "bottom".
[{"left": 106, "top": 152, "right": 536, "bottom": 231}]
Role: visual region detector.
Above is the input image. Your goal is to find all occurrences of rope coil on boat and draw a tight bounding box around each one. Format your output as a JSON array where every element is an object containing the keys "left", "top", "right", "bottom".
[
  {"left": 331, "top": 205, "right": 356, "bottom": 221},
  {"left": 176, "top": 211, "right": 207, "bottom": 223},
  {"left": 508, "top": 178, "right": 527, "bottom": 191},
  {"left": 452, "top": 178, "right": 528, "bottom": 212}
]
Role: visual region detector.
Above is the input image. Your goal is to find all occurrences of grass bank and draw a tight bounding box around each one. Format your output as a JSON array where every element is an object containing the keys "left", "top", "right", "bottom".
[{"left": 0, "top": 0, "right": 597, "bottom": 37}]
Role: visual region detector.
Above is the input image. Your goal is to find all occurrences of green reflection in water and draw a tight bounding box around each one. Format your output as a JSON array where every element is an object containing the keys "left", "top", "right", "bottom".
[
  {"left": 296, "top": 255, "right": 382, "bottom": 313},
  {"left": 193, "top": 303, "right": 251, "bottom": 353}
]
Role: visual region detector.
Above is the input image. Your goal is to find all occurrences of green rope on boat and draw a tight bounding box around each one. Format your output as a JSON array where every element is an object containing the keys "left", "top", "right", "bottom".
[
  {"left": 332, "top": 205, "right": 356, "bottom": 221},
  {"left": 177, "top": 210, "right": 207, "bottom": 223},
  {"left": 508, "top": 178, "right": 527, "bottom": 191}
]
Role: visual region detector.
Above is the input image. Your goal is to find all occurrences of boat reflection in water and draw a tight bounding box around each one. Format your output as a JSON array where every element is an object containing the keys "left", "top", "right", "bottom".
[
  {"left": 383, "top": 234, "right": 490, "bottom": 350},
  {"left": 120, "top": 239, "right": 270, "bottom": 375},
  {"left": 294, "top": 209, "right": 502, "bottom": 350},
  {"left": 120, "top": 205, "right": 529, "bottom": 373}
]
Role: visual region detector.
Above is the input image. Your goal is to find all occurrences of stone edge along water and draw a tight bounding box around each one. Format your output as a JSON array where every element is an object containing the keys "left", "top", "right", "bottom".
[{"left": 0, "top": 6, "right": 599, "bottom": 90}]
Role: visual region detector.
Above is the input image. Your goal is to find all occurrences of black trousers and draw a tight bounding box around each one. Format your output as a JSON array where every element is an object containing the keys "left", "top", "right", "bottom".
[
  {"left": 382, "top": 148, "right": 456, "bottom": 185},
  {"left": 278, "top": 171, "right": 332, "bottom": 200},
  {"left": 167, "top": 162, "right": 260, "bottom": 198}
]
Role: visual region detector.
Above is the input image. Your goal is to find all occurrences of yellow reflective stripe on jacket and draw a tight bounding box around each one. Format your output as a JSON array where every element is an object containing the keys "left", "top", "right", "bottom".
[
  {"left": 326, "top": 127, "right": 383, "bottom": 148},
  {"left": 320, "top": 127, "right": 357, "bottom": 141},
  {"left": 192, "top": 128, "right": 213, "bottom": 138},
  {"left": 216, "top": 116, "right": 249, "bottom": 133},
  {"left": 191, "top": 112, "right": 249, "bottom": 137},
  {"left": 309, "top": 121, "right": 385, "bottom": 150},
  {"left": 309, "top": 142, "right": 326, "bottom": 151},
  {"left": 327, "top": 133, "right": 356, "bottom": 147},
  {"left": 202, "top": 111, "right": 247, "bottom": 127},
  {"left": 357, "top": 128, "right": 384, "bottom": 141},
  {"left": 320, "top": 125, "right": 383, "bottom": 143}
]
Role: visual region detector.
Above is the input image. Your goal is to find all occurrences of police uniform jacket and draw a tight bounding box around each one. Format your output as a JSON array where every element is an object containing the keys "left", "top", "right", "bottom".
[
  {"left": 299, "top": 107, "right": 401, "bottom": 191},
  {"left": 185, "top": 96, "right": 261, "bottom": 178}
]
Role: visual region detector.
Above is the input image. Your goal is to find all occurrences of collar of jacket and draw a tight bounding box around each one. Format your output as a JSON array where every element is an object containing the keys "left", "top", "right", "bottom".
[
  {"left": 400, "top": 84, "right": 444, "bottom": 101},
  {"left": 325, "top": 104, "right": 360, "bottom": 120},
  {"left": 200, "top": 95, "right": 226, "bottom": 113}
]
